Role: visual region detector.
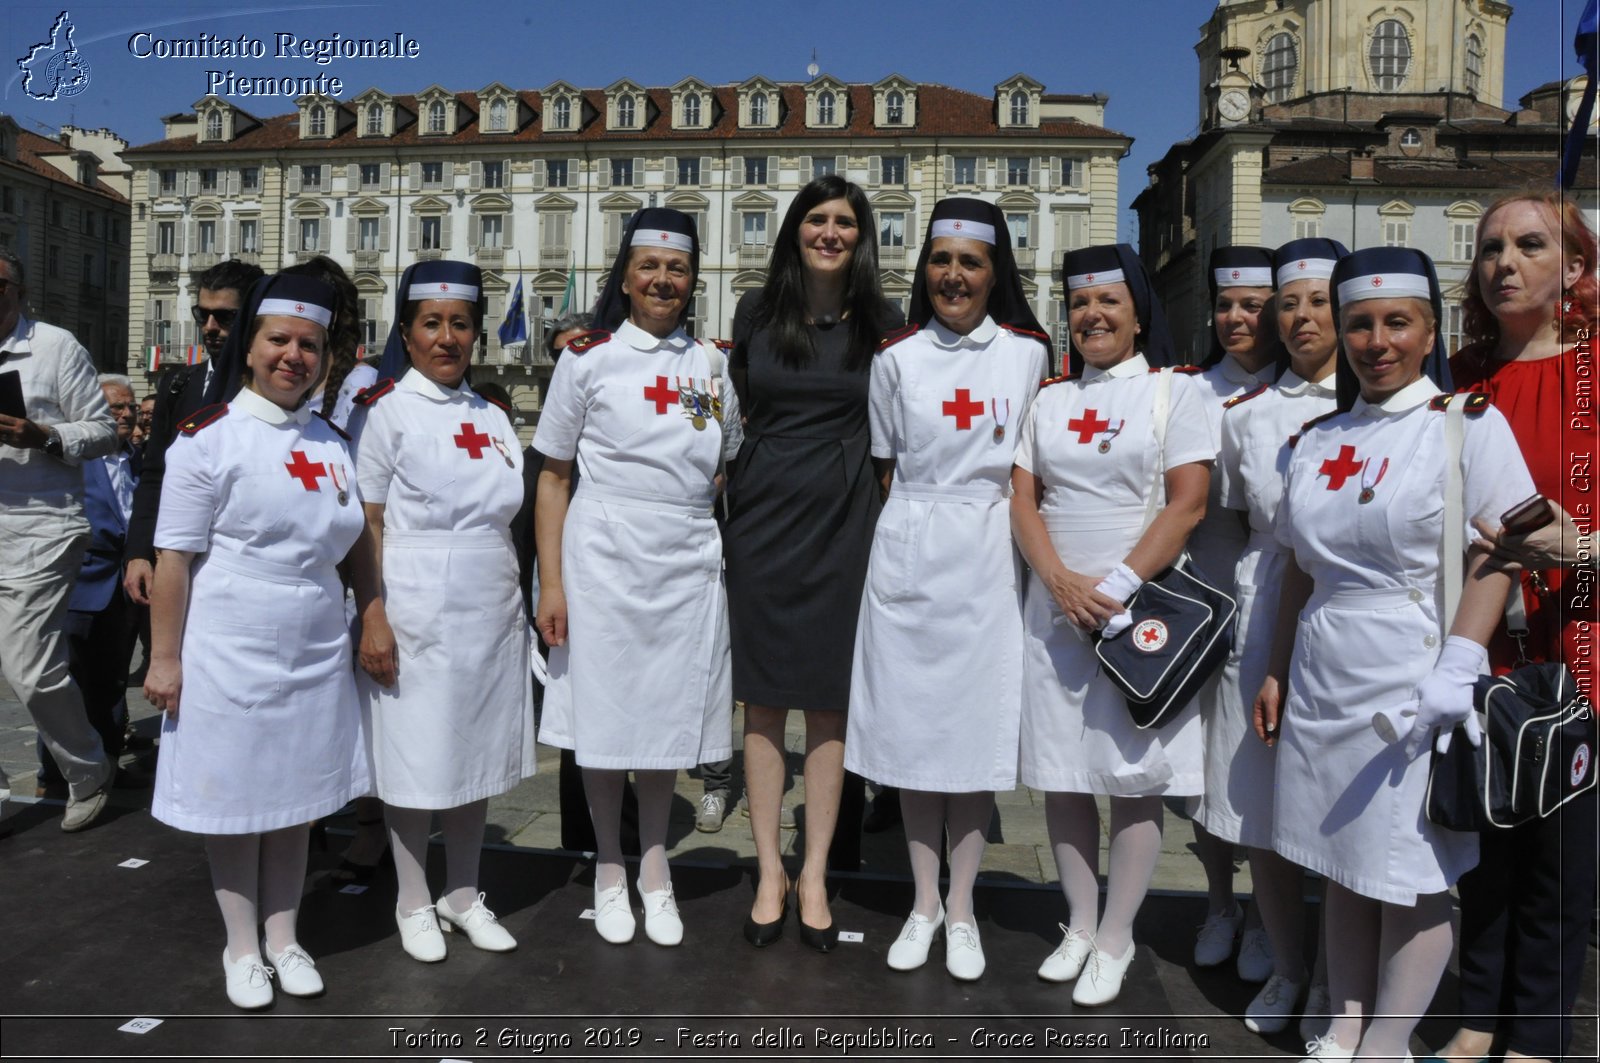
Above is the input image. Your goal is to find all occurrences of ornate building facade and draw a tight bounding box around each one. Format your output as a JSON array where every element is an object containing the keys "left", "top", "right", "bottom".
[{"left": 123, "top": 74, "right": 1131, "bottom": 431}]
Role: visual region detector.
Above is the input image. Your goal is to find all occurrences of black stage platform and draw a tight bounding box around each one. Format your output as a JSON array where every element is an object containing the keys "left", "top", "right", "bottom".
[{"left": 1, "top": 802, "right": 1592, "bottom": 1062}]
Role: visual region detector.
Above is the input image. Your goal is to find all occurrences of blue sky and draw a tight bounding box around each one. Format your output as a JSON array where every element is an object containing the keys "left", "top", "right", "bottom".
[{"left": 2, "top": 0, "right": 1590, "bottom": 235}]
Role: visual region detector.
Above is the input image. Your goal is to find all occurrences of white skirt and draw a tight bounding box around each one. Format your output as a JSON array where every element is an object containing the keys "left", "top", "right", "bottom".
[
  {"left": 361, "top": 527, "right": 535, "bottom": 808},
  {"left": 154, "top": 548, "right": 369, "bottom": 834},
  {"left": 539, "top": 484, "right": 732, "bottom": 770},
  {"left": 845, "top": 482, "right": 1022, "bottom": 793}
]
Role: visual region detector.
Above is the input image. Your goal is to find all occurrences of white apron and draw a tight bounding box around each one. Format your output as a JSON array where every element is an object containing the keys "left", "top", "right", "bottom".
[
  {"left": 1016, "top": 360, "right": 1215, "bottom": 795},
  {"left": 844, "top": 318, "right": 1046, "bottom": 793},
  {"left": 1272, "top": 380, "right": 1533, "bottom": 903}
]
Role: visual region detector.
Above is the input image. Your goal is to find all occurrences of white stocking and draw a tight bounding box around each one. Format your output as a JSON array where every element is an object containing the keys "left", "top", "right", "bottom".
[
  {"left": 899, "top": 789, "right": 946, "bottom": 919},
  {"left": 1046, "top": 791, "right": 1103, "bottom": 935}
]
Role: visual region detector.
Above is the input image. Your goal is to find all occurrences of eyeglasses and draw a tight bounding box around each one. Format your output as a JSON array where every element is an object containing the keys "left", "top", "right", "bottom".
[{"left": 191, "top": 306, "right": 238, "bottom": 327}]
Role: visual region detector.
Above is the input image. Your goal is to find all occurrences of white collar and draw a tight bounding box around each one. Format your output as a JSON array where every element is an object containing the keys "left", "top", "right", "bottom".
[
  {"left": 1276, "top": 369, "right": 1337, "bottom": 398},
  {"left": 399, "top": 367, "right": 469, "bottom": 402},
  {"left": 234, "top": 384, "right": 313, "bottom": 425},
  {"left": 0, "top": 315, "right": 32, "bottom": 351},
  {"left": 927, "top": 316, "right": 998, "bottom": 349},
  {"left": 615, "top": 318, "right": 692, "bottom": 353},
  {"left": 1217, "top": 354, "right": 1272, "bottom": 388},
  {"left": 1082, "top": 352, "right": 1150, "bottom": 384},
  {"left": 1350, "top": 375, "right": 1440, "bottom": 418}
]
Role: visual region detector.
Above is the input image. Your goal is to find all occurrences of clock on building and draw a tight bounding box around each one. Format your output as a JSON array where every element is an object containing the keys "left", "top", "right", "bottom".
[{"left": 1218, "top": 89, "right": 1250, "bottom": 123}]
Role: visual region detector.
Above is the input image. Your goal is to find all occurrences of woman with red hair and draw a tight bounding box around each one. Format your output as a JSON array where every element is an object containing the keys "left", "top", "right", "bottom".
[{"left": 1431, "top": 191, "right": 1598, "bottom": 1063}]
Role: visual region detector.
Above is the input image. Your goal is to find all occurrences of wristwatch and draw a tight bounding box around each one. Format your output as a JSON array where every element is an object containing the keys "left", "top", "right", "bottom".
[{"left": 42, "top": 426, "right": 64, "bottom": 458}]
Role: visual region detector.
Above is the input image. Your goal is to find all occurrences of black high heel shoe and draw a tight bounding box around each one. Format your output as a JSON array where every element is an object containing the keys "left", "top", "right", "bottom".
[
  {"left": 796, "top": 884, "right": 839, "bottom": 953},
  {"left": 743, "top": 877, "right": 790, "bottom": 947}
]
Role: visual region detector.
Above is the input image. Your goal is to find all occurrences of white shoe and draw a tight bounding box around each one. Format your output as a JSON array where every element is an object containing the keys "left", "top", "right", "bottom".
[
  {"left": 638, "top": 880, "right": 683, "bottom": 947},
  {"left": 1037, "top": 924, "right": 1095, "bottom": 982},
  {"left": 1244, "top": 972, "right": 1303, "bottom": 1034},
  {"left": 944, "top": 920, "right": 985, "bottom": 981},
  {"left": 1194, "top": 903, "right": 1242, "bottom": 967},
  {"left": 262, "top": 940, "right": 324, "bottom": 997},
  {"left": 1299, "top": 983, "right": 1331, "bottom": 1042},
  {"left": 1299, "top": 1033, "right": 1356, "bottom": 1062},
  {"left": 395, "top": 904, "right": 447, "bottom": 962},
  {"left": 1072, "top": 940, "right": 1136, "bottom": 1006},
  {"left": 886, "top": 903, "right": 943, "bottom": 971},
  {"left": 592, "top": 880, "right": 636, "bottom": 944},
  {"left": 1236, "top": 925, "right": 1274, "bottom": 983},
  {"left": 61, "top": 785, "right": 109, "bottom": 832},
  {"left": 437, "top": 892, "right": 517, "bottom": 952},
  {"left": 222, "top": 948, "right": 274, "bottom": 1009}
]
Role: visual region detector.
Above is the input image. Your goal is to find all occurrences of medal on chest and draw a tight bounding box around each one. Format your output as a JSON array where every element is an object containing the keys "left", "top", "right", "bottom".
[
  {"left": 1317, "top": 444, "right": 1389, "bottom": 503},
  {"left": 328, "top": 461, "right": 350, "bottom": 505},
  {"left": 991, "top": 398, "right": 1010, "bottom": 443},
  {"left": 1357, "top": 457, "right": 1389, "bottom": 504},
  {"left": 490, "top": 436, "right": 515, "bottom": 468},
  {"left": 1065, "top": 407, "right": 1124, "bottom": 453},
  {"left": 677, "top": 376, "right": 720, "bottom": 432}
]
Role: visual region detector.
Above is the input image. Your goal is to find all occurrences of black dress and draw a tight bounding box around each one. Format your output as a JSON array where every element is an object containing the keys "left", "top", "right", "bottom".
[{"left": 723, "top": 292, "right": 901, "bottom": 711}]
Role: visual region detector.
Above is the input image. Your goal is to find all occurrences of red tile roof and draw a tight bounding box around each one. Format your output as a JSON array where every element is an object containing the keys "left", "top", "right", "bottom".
[
  {"left": 126, "top": 81, "right": 1127, "bottom": 155},
  {"left": 2, "top": 130, "right": 128, "bottom": 203}
]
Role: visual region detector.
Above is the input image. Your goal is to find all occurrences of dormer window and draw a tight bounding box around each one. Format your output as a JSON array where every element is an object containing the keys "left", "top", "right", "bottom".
[
  {"left": 428, "top": 100, "right": 446, "bottom": 134},
  {"left": 684, "top": 92, "right": 701, "bottom": 126},
  {"left": 554, "top": 97, "right": 571, "bottom": 129},
  {"left": 1009, "top": 90, "right": 1028, "bottom": 125},
  {"left": 308, "top": 107, "right": 326, "bottom": 136},
  {"left": 205, "top": 111, "right": 222, "bottom": 140},
  {"left": 817, "top": 91, "right": 836, "bottom": 125},
  {"left": 366, "top": 103, "right": 383, "bottom": 135},
  {"left": 488, "top": 98, "right": 507, "bottom": 131},
  {"left": 886, "top": 91, "right": 904, "bottom": 124},
  {"left": 751, "top": 92, "right": 768, "bottom": 125},
  {"left": 617, "top": 95, "right": 635, "bottom": 127}
]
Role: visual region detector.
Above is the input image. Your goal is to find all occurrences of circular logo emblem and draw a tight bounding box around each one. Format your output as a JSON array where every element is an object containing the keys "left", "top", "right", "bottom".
[
  {"left": 1573, "top": 742, "right": 1591, "bottom": 787},
  {"left": 1372, "top": 276, "right": 1384, "bottom": 288},
  {"left": 953, "top": 221, "right": 964, "bottom": 230},
  {"left": 1298, "top": 260, "right": 1308, "bottom": 270},
  {"left": 1231, "top": 269, "right": 1241, "bottom": 279},
  {"left": 294, "top": 303, "right": 305, "bottom": 313},
  {"left": 659, "top": 232, "right": 669, "bottom": 240},
  {"left": 1132, "top": 619, "right": 1169, "bottom": 653},
  {"left": 1085, "top": 273, "right": 1095, "bottom": 282},
  {"left": 439, "top": 283, "right": 449, "bottom": 291}
]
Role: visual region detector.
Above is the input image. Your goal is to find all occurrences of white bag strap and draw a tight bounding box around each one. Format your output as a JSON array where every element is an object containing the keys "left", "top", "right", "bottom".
[
  {"left": 1139, "top": 368, "right": 1173, "bottom": 535},
  {"left": 1440, "top": 396, "right": 1467, "bottom": 633}
]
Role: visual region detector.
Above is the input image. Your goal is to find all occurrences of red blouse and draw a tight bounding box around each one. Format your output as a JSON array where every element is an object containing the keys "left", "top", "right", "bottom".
[{"left": 1452, "top": 339, "right": 1600, "bottom": 698}]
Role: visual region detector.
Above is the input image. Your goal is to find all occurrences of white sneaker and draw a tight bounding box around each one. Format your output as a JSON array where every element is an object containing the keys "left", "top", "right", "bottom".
[
  {"left": 437, "top": 892, "right": 517, "bottom": 952},
  {"left": 1244, "top": 972, "right": 1303, "bottom": 1034},
  {"left": 262, "top": 940, "right": 324, "bottom": 998},
  {"left": 944, "top": 920, "right": 985, "bottom": 981},
  {"left": 1037, "top": 924, "right": 1095, "bottom": 982},
  {"left": 1236, "top": 926, "right": 1274, "bottom": 983},
  {"left": 1071, "top": 940, "right": 1136, "bottom": 1007},
  {"left": 1194, "top": 904, "right": 1242, "bottom": 967},
  {"left": 886, "top": 903, "right": 943, "bottom": 971},
  {"left": 222, "top": 948, "right": 274, "bottom": 1009},
  {"left": 1299, "top": 982, "right": 1331, "bottom": 1042},
  {"left": 1298, "top": 1033, "right": 1355, "bottom": 1062},
  {"left": 695, "top": 791, "right": 729, "bottom": 833},
  {"left": 592, "top": 880, "right": 636, "bottom": 944},
  {"left": 638, "top": 880, "right": 683, "bottom": 947}
]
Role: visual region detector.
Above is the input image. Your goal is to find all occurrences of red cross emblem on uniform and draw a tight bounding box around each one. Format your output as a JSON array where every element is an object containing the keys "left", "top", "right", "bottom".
[
  {"left": 1318, "top": 445, "right": 1364, "bottom": 490},
  {"left": 1372, "top": 276, "right": 1383, "bottom": 288},
  {"left": 453, "top": 422, "right": 491, "bottom": 459},
  {"left": 1066, "top": 408, "right": 1111, "bottom": 444},
  {"left": 643, "top": 375, "right": 676, "bottom": 415},
  {"left": 284, "top": 450, "right": 327, "bottom": 490},
  {"left": 942, "top": 388, "right": 984, "bottom": 430}
]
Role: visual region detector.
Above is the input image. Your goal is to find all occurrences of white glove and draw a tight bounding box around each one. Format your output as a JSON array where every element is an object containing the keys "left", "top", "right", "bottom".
[
  {"left": 1374, "top": 636, "right": 1485, "bottom": 758},
  {"left": 1095, "top": 562, "right": 1141, "bottom": 639}
]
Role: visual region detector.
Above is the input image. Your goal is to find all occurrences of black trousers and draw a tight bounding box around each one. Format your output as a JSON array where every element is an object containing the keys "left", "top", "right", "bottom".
[
  {"left": 1455, "top": 789, "right": 1598, "bottom": 1059},
  {"left": 38, "top": 590, "right": 139, "bottom": 786}
]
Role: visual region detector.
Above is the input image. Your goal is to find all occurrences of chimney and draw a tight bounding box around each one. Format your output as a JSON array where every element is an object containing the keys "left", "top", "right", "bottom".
[{"left": 1348, "top": 149, "right": 1375, "bottom": 181}]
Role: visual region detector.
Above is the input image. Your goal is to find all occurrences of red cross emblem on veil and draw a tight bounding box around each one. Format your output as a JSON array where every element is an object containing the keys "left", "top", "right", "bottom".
[
  {"left": 1085, "top": 273, "right": 1096, "bottom": 283},
  {"left": 1231, "top": 269, "right": 1241, "bottom": 279},
  {"left": 294, "top": 303, "right": 305, "bottom": 313},
  {"left": 439, "top": 283, "right": 449, "bottom": 291},
  {"left": 953, "top": 221, "right": 964, "bottom": 230},
  {"left": 659, "top": 232, "right": 669, "bottom": 240},
  {"left": 1372, "top": 276, "right": 1384, "bottom": 288}
]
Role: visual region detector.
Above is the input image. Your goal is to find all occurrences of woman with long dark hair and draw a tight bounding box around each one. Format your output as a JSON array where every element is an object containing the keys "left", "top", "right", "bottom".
[
  {"left": 845, "top": 197, "right": 1050, "bottom": 982},
  {"left": 724, "top": 176, "right": 900, "bottom": 950}
]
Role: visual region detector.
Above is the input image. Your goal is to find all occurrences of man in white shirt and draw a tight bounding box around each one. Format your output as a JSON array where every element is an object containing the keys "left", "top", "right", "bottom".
[{"left": 0, "top": 247, "right": 118, "bottom": 830}]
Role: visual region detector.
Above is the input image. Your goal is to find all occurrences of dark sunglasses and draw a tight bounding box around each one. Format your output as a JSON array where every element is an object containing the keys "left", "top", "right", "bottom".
[{"left": 191, "top": 306, "right": 239, "bottom": 327}]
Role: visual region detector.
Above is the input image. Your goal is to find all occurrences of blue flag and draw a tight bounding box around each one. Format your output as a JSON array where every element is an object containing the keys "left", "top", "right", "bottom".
[
  {"left": 498, "top": 276, "right": 528, "bottom": 346},
  {"left": 1561, "top": 0, "right": 1598, "bottom": 189}
]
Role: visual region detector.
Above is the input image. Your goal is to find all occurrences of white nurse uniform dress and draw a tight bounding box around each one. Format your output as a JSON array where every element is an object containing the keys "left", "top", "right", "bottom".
[
  {"left": 152, "top": 387, "right": 369, "bottom": 834},
  {"left": 354, "top": 369, "right": 535, "bottom": 809},
  {"left": 1016, "top": 357, "right": 1215, "bottom": 796},
  {"left": 844, "top": 318, "right": 1047, "bottom": 793},
  {"left": 1272, "top": 378, "right": 1533, "bottom": 903},
  {"left": 533, "top": 319, "right": 743, "bottom": 770}
]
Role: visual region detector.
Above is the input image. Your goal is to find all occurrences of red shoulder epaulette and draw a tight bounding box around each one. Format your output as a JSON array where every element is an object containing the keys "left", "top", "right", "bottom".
[
  {"left": 710, "top": 337, "right": 733, "bottom": 352},
  {"left": 1150, "top": 364, "right": 1204, "bottom": 374},
  {"left": 313, "top": 411, "right": 351, "bottom": 441},
  {"left": 352, "top": 378, "right": 396, "bottom": 407},
  {"left": 178, "top": 403, "right": 228, "bottom": 435},
  {"left": 1039, "top": 373, "right": 1079, "bottom": 388},
  {"left": 1428, "top": 392, "right": 1492, "bottom": 413},
  {"left": 1223, "top": 383, "right": 1270, "bottom": 410},
  {"left": 565, "top": 329, "right": 611, "bottom": 354},
  {"left": 877, "top": 323, "right": 920, "bottom": 351},
  {"left": 479, "top": 393, "right": 511, "bottom": 415},
  {"left": 1288, "top": 409, "right": 1342, "bottom": 449},
  {"left": 1000, "top": 323, "right": 1050, "bottom": 343}
]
